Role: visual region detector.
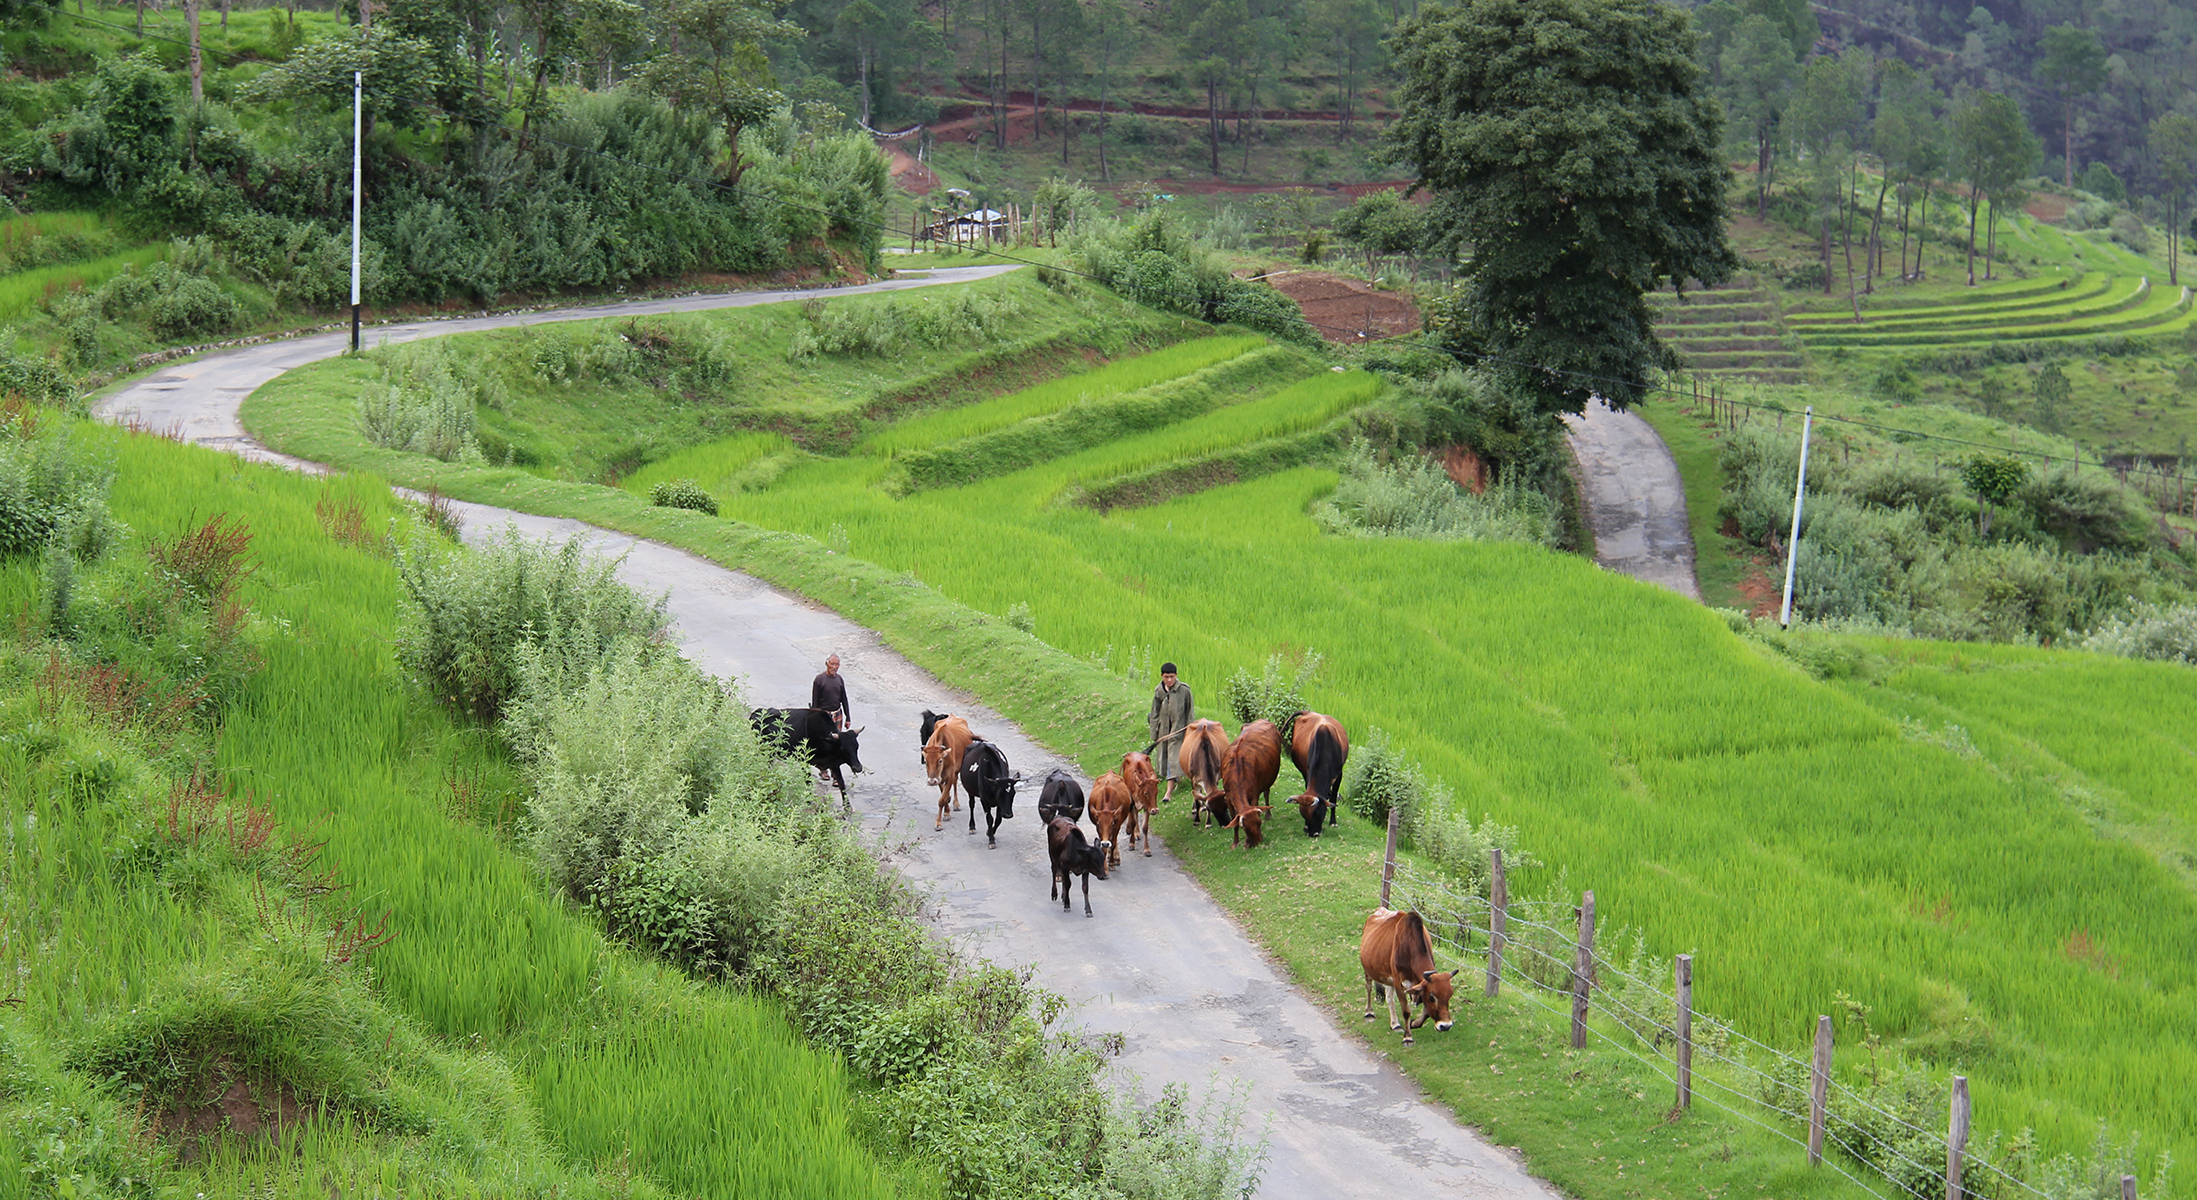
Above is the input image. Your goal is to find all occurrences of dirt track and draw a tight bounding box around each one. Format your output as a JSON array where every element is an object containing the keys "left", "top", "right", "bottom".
[{"left": 94, "top": 273, "right": 1559, "bottom": 1200}]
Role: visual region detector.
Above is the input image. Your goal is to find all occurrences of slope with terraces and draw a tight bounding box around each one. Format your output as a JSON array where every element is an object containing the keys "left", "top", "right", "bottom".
[{"left": 1649, "top": 278, "right": 1804, "bottom": 385}]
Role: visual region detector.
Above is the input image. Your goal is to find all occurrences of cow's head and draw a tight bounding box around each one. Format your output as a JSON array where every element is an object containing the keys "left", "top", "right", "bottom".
[
  {"left": 1404, "top": 970, "right": 1459, "bottom": 1032},
  {"left": 1092, "top": 841, "right": 1112, "bottom": 880},
  {"left": 1292, "top": 792, "right": 1328, "bottom": 838},
  {"left": 1230, "top": 804, "right": 1269, "bottom": 848},
  {"left": 837, "top": 726, "right": 866, "bottom": 774}
]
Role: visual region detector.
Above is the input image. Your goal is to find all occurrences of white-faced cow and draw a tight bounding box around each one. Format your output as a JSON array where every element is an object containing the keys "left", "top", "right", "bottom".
[
  {"left": 922, "top": 715, "right": 977, "bottom": 831},
  {"left": 959, "top": 740, "right": 1022, "bottom": 847},
  {"left": 1118, "top": 751, "right": 1159, "bottom": 858},
  {"left": 1036, "top": 769, "right": 1085, "bottom": 826},
  {"left": 750, "top": 708, "right": 866, "bottom": 799},
  {"left": 1359, "top": 907, "right": 1461, "bottom": 1044},
  {"left": 1287, "top": 710, "right": 1350, "bottom": 837},
  {"left": 1180, "top": 719, "right": 1232, "bottom": 831},
  {"left": 1221, "top": 719, "right": 1282, "bottom": 849},
  {"left": 1047, "top": 816, "right": 1110, "bottom": 916},
  {"left": 1086, "top": 772, "right": 1135, "bottom": 868}
]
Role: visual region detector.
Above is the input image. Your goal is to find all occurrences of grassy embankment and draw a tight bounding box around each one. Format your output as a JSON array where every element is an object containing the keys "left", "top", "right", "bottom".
[
  {"left": 245, "top": 286, "right": 2194, "bottom": 1200},
  {"left": 1, "top": 424, "right": 933, "bottom": 1197}
]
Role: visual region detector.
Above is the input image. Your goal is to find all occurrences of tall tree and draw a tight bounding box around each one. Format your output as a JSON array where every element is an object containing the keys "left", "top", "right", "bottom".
[
  {"left": 1738, "top": 0, "right": 1815, "bottom": 60},
  {"left": 1872, "top": 58, "right": 1941, "bottom": 283},
  {"left": 1385, "top": 0, "right": 1739, "bottom": 416},
  {"left": 1174, "top": 0, "right": 1249, "bottom": 176},
  {"left": 2037, "top": 24, "right": 2108, "bottom": 188},
  {"left": 1951, "top": 90, "right": 2037, "bottom": 286},
  {"left": 1718, "top": 14, "right": 1798, "bottom": 219},
  {"left": 1088, "top": 0, "right": 1129, "bottom": 181},
  {"left": 1317, "top": 0, "right": 1385, "bottom": 145},
  {"left": 2151, "top": 112, "right": 2197, "bottom": 288},
  {"left": 1788, "top": 49, "right": 1866, "bottom": 312},
  {"left": 642, "top": 0, "right": 801, "bottom": 183},
  {"left": 834, "top": 0, "right": 892, "bottom": 128}
]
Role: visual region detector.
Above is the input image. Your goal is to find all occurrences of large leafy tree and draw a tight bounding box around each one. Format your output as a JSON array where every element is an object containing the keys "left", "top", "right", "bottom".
[
  {"left": 1717, "top": 14, "right": 1798, "bottom": 219},
  {"left": 2150, "top": 112, "right": 2197, "bottom": 288},
  {"left": 1786, "top": 49, "right": 1866, "bottom": 306},
  {"left": 640, "top": 0, "right": 802, "bottom": 184},
  {"left": 1384, "top": 0, "right": 1738, "bottom": 416},
  {"left": 1872, "top": 59, "right": 1942, "bottom": 283},
  {"left": 1951, "top": 90, "right": 2039, "bottom": 286},
  {"left": 2036, "top": 25, "right": 2108, "bottom": 189}
]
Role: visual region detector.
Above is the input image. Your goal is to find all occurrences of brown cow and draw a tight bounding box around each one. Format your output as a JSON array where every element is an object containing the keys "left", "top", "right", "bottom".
[
  {"left": 922, "top": 717, "right": 977, "bottom": 830},
  {"left": 1287, "top": 711, "right": 1350, "bottom": 837},
  {"left": 1220, "top": 719, "right": 1282, "bottom": 848},
  {"left": 1180, "top": 719, "right": 1232, "bottom": 831},
  {"left": 1359, "top": 907, "right": 1460, "bottom": 1044},
  {"left": 1119, "top": 751, "right": 1159, "bottom": 857},
  {"left": 1087, "top": 772, "right": 1135, "bottom": 868}
]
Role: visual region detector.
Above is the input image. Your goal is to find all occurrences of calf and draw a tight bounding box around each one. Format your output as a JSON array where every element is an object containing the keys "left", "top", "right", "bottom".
[
  {"left": 1047, "top": 816, "right": 1111, "bottom": 917},
  {"left": 958, "top": 740, "right": 1021, "bottom": 847},
  {"left": 1180, "top": 720, "right": 1232, "bottom": 831},
  {"left": 1221, "top": 719, "right": 1282, "bottom": 849},
  {"left": 750, "top": 708, "right": 867, "bottom": 799},
  {"left": 1287, "top": 711, "right": 1350, "bottom": 837},
  {"left": 1119, "top": 751, "right": 1159, "bottom": 858},
  {"left": 1035, "top": 769, "right": 1085, "bottom": 825},
  {"left": 922, "top": 716, "right": 976, "bottom": 830},
  {"left": 1086, "top": 772, "right": 1135, "bottom": 868},
  {"left": 1359, "top": 907, "right": 1460, "bottom": 1044}
]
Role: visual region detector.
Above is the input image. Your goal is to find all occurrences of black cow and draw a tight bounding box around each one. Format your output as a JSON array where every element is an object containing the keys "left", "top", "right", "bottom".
[
  {"left": 1047, "top": 816, "right": 1110, "bottom": 917},
  {"left": 1036, "top": 769, "right": 1085, "bottom": 825},
  {"left": 959, "top": 740, "right": 1022, "bottom": 847},
  {"left": 750, "top": 708, "right": 867, "bottom": 799},
  {"left": 919, "top": 710, "right": 951, "bottom": 762}
]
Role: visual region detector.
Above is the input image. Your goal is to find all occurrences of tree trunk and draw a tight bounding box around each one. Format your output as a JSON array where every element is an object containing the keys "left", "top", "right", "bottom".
[
  {"left": 1030, "top": 11, "right": 1042, "bottom": 142},
  {"left": 359, "top": 0, "right": 369, "bottom": 36},
  {"left": 1865, "top": 174, "right": 1890, "bottom": 293},
  {"left": 135, "top": 0, "right": 143, "bottom": 37},
  {"left": 1966, "top": 187, "right": 1980, "bottom": 286},
  {"left": 2064, "top": 101, "right": 2075, "bottom": 188},
  {"left": 185, "top": 0, "right": 202, "bottom": 106},
  {"left": 859, "top": 48, "right": 872, "bottom": 128},
  {"left": 1757, "top": 129, "right": 1773, "bottom": 218},
  {"left": 1207, "top": 73, "right": 1221, "bottom": 176},
  {"left": 1820, "top": 210, "right": 1835, "bottom": 294},
  {"left": 219, "top": 0, "right": 227, "bottom": 32},
  {"left": 1984, "top": 196, "right": 1996, "bottom": 281},
  {"left": 1916, "top": 180, "right": 1930, "bottom": 279}
]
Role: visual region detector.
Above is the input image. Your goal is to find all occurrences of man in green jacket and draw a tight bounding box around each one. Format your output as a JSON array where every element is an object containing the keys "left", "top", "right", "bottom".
[{"left": 1148, "top": 662, "right": 1194, "bottom": 804}]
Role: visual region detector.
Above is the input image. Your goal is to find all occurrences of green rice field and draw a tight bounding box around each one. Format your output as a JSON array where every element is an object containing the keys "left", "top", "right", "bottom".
[
  {"left": 244, "top": 289, "right": 2196, "bottom": 1198},
  {"left": 0, "top": 427, "right": 925, "bottom": 1197}
]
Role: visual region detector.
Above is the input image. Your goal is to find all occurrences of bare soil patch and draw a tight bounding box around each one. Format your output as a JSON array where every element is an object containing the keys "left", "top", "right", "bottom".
[
  {"left": 1256, "top": 270, "right": 1419, "bottom": 341},
  {"left": 150, "top": 1056, "right": 322, "bottom": 1165}
]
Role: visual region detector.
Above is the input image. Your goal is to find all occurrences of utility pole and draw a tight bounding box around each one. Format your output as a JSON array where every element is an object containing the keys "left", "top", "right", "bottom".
[
  {"left": 351, "top": 71, "right": 363, "bottom": 354},
  {"left": 1779, "top": 405, "right": 1814, "bottom": 629}
]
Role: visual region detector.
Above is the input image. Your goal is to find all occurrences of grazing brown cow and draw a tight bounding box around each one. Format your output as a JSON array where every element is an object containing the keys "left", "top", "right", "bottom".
[
  {"left": 1180, "top": 719, "right": 1232, "bottom": 831},
  {"left": 922, "top": 717, "right": 977, "bottom": 830},
  {"left": 1119, "top": 751, "right": 1159, "bottom": 857},
  {"left": 1287, "top": 711, "right": 1350, "bottom": 837},
  {"left": 1221, "top": 719, "right": 1282, "bottom": 848},
  {"left": 1359, "top": 907, "right": 1460, "bottom": 1044},
  {"left": 1086, "top": 772, "right": 1135, "bottom": 868}
]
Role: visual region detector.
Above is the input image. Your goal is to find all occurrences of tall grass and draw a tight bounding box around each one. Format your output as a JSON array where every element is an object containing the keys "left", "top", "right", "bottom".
[
  {"left": 622, "top": 432, "right": 791, "bottom": 499},
  {"left": 0, "top": 245, "right": 167, "bottom": 323},
  {"left": 1, "top": 422, "right": 911, "bottom": 1197}
]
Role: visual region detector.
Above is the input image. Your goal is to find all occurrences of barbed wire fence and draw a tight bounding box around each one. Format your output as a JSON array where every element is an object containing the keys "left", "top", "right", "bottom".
[{"left": 1371, "top": 809, "right": 2149, "bottom": 1200}]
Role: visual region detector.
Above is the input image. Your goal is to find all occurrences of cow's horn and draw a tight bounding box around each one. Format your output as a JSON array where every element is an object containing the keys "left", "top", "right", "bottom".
[{"left": 850, "top": 725, "right": 865, "bottom": 735}]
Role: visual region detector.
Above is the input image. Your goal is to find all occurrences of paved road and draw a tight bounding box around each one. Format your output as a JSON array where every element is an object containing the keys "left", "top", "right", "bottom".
[
  {"left": 95, "top": 276, "right": 1560, "bottom": 1200},
  {"left": 1564, "top": 399, "right": 1703, "bottom": 601}
]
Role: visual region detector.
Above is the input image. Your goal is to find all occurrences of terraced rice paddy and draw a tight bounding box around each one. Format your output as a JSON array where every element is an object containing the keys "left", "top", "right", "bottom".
[{"left": 250, "top": 302, "right": 2197, "bottom": 1198}]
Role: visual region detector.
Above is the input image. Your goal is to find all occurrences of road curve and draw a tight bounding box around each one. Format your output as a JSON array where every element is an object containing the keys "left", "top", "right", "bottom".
[
  {"left": 1564, "top": 399, "right": 1703, "bottom": 601},
  {"left": 96, "top": 275, "right": 1559, "bottom": 1200}
]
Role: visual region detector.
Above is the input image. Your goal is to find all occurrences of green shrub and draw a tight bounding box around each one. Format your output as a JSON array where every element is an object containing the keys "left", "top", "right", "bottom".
[
  {"left": 649, "top": 479, "right": 719, "bottom": 516},
  {"left": 1220, "top": 650, "right": 1324, "bottom": 730},
  {"left": 788, "top": 290, "right": 1030, "bottom": 361},
  {"left": 0, "top": 337, "right": 76, "bottom": 407},
  {"left": 1312, "top": 440, "right": 1555, "bottom": 547},
  {"left": 392, "top": 527, "right": 668, "bottom": 722},
  {"left": 2077, "top": 601, "right": 2197, "bottom": 665},
  {"left": 0, "top": 424, "right": 113, "bottom": 560},
  {"left": 80, "top": 237, "right": 246, "bottom": 342},
  {"left": 357, "top": 339, "right": 495, "bottom": 462}
]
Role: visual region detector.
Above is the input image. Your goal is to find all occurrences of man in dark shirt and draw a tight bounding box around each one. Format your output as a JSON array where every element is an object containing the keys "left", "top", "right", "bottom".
[{"left": 812, "top": 654, "right": 851, "bottom": 730}]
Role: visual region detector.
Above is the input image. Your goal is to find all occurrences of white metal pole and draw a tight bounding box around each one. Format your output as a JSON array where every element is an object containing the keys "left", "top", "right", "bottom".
[
  {"left": 351, "top": 70, "right": 362, "bottom": 353},
  {"left": 1778, "top": 405, "right": 1814, "bottom": 629}
]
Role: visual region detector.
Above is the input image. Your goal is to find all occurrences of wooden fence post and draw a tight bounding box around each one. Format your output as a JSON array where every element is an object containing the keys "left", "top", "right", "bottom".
[
  {"left": 1379, "top": 806, "right": 1399, "bottom": 908},
  {"left": 1485, "top": 848, "right": 1506, "bottom": 998},
  {"left": 1569, "top": 890, "right": 1596, "bottom": 1049},
  {"left": 1947, "top": 1075, "right": 1971, "bottom": 1200},
  {"left": 1675, "top": 954, "right": 1694, "bottom": 1111},
  {"left": 1808, "top": 1015, "right": 1833, "bottom": 1166},
  {"left": 2123, "top": 1175, "right": 2137, "bottom": 1200}
]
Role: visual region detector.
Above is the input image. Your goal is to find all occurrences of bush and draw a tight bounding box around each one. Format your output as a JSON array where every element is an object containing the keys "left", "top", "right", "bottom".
[
  {"left": 1220, "top": 650, "right": 1323, "bottom": 730},
  {"left": 357, "top": 339, "right": 496, "bottom": 462},
  {"left": 2077, "top": 601, "right": 2197, "bottom": 665},
  {"left": 0, "top": 424, "right": 113, "bottom": 559},
  {"left": 392, "top": 526, "right": 668, "bottom": 722},
  {"left": 1313, "top": 440, "right": 1555, "bottom": 547},
  {"left": 788, "top": 289, "right": 1030, "bottom": 361},
  {"left": 649, "top": 479, "right": 719, "bottom": 516}
]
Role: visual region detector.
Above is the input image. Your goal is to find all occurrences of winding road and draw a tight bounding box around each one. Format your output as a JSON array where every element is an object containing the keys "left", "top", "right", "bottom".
[
  {"left": 96, "top": 274, "right": 1559, "bottom": 1200},
  {"left": 1564, "top": 399, "right": 1704, "bottom": 601}
]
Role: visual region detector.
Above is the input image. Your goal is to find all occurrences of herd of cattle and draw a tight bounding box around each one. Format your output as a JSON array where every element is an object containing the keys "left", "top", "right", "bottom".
[{"left": 748, "top": 703, "right": 1463, "bottom": 1042}]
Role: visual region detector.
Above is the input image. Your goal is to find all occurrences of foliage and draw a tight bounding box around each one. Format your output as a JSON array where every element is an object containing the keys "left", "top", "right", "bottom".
[
  {"left": 392, "top": 526, "right": 669, "bottom": 721},
  {"left": 0, "top": 421, "right": 113, "bottom": 559},
  {"left": 2077, "top": 601, "right": 2197, "bottom": 665},
  {"left": 1069, "top": 210, "right": 1320, "bottom": 347},
  {"left": 357, "top": 340, "right": 490, "bottom": 463},
  {"left": 2032, "top": 362, "right": 2072, "bottom": 434},
  {"left": 789, "top": 289, "right": 1031, "bottom": 361},
  {"left": 1385, "top": 0, "right": 1738, "bottom": 415},
  {"left": 1331, "top": 189, "right": 1424, "bottom": 277},
  {"left": 1313, "top": 440, "right": 1555, "bottom": 547},
  {"left": 650, "top": 479, "right": 721, "bottom": 515},
  {"left": 1959, "top": 454, "right": 2030, "bottom": 537},
  {"left": 1219, "top": 649, "right": 1324, "bottom": 729}
]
